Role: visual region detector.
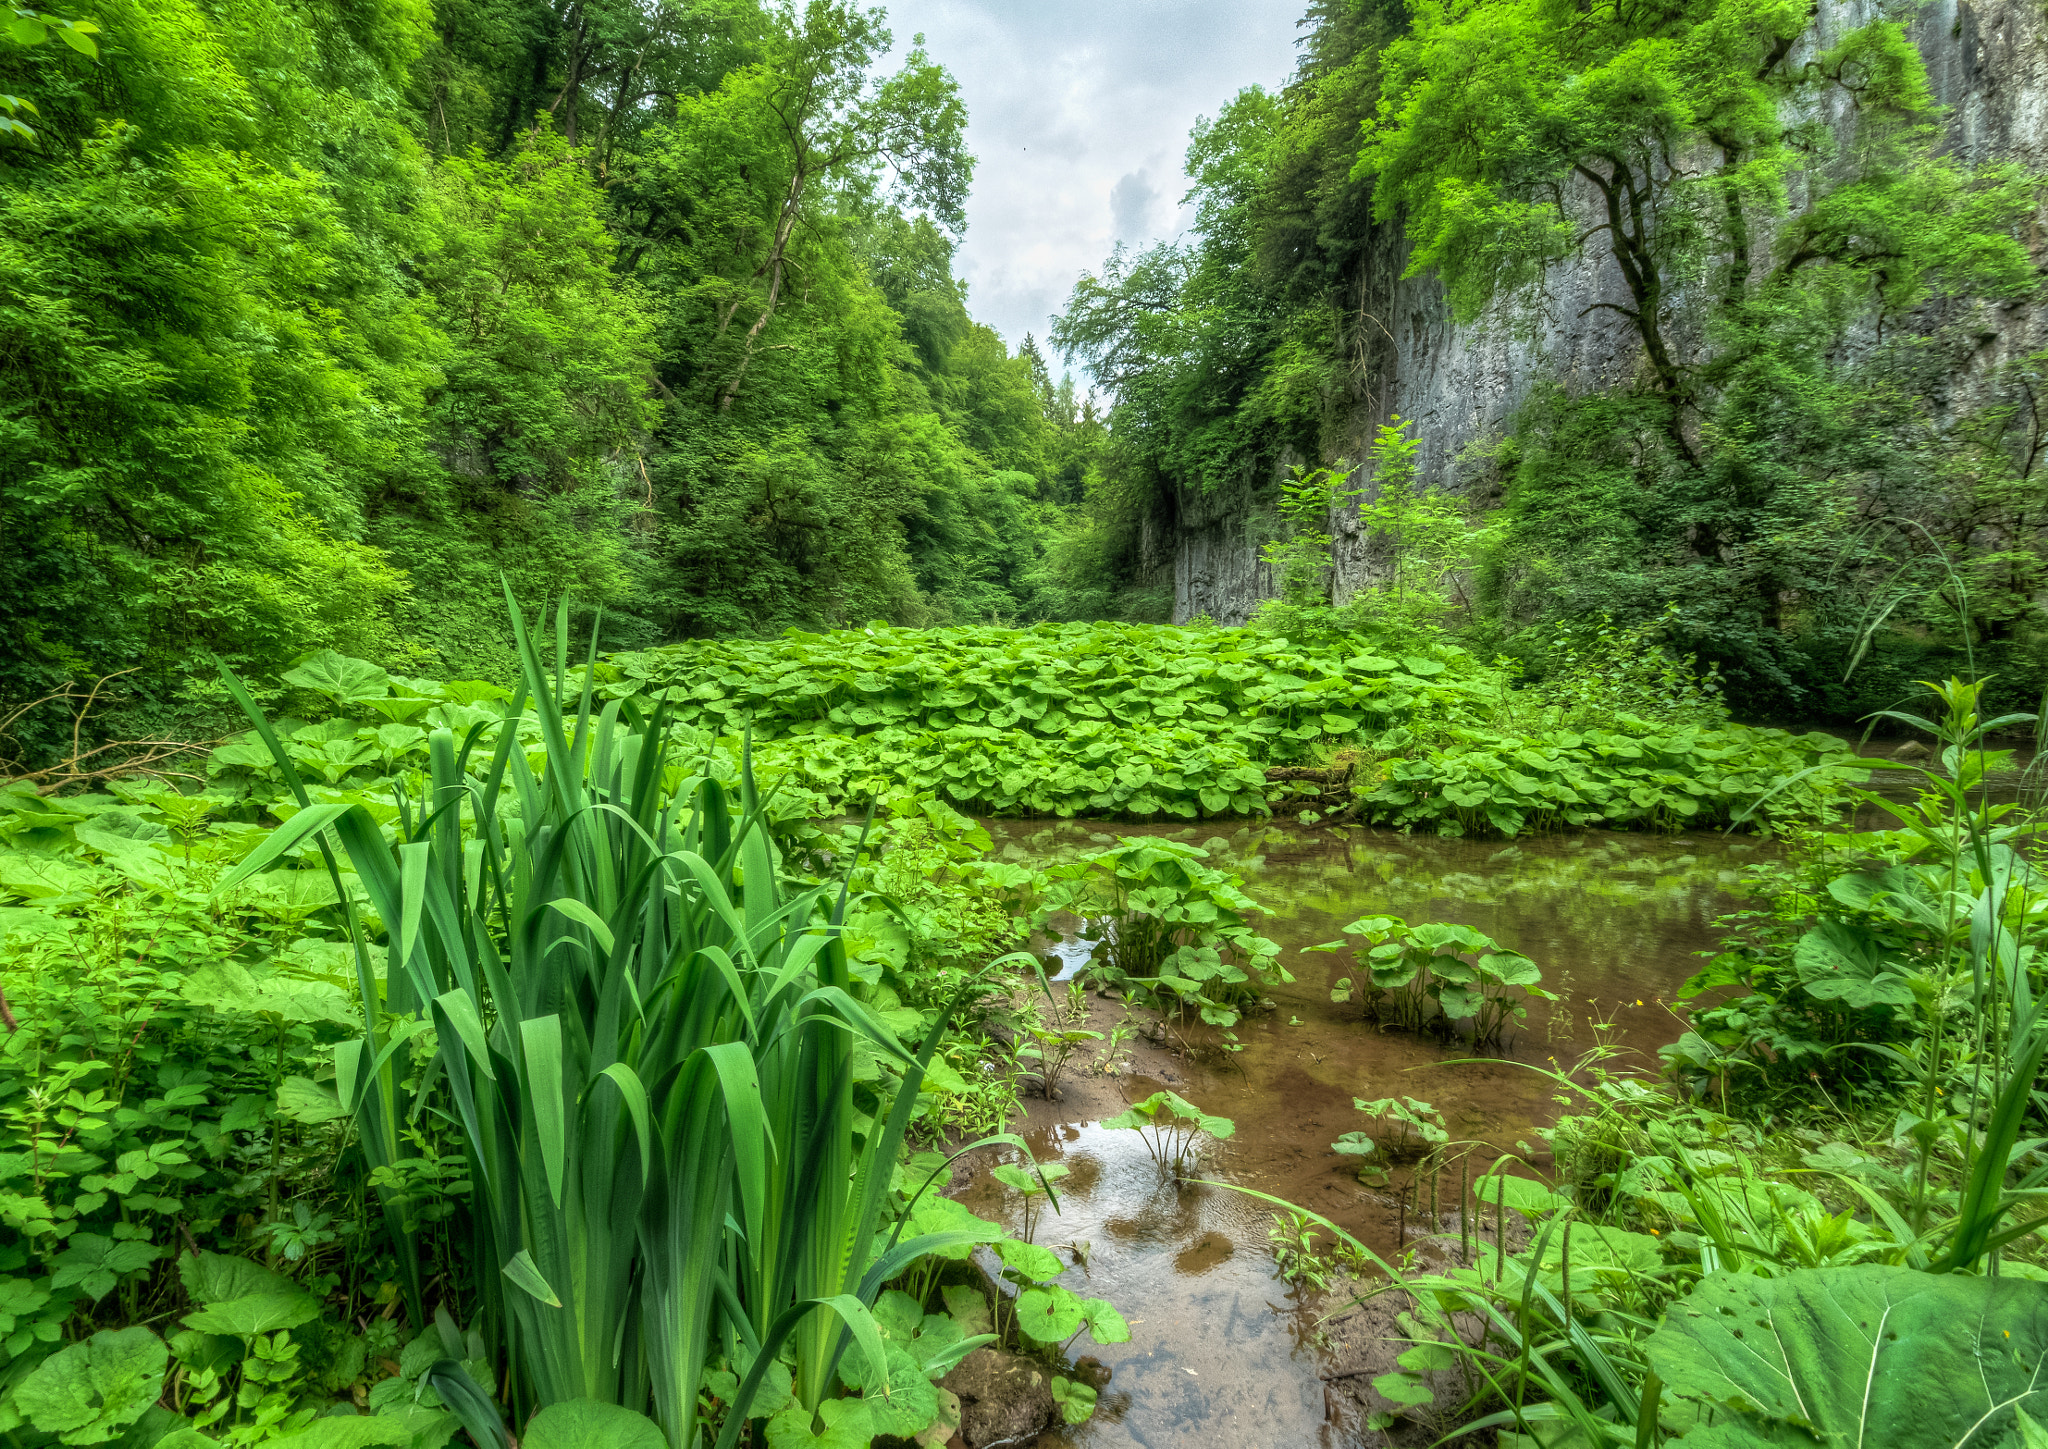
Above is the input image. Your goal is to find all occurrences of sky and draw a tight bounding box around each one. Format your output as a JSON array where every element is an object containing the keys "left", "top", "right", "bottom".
[{"left": 879, "top": 0, "right": 1308, "bottom": 356}]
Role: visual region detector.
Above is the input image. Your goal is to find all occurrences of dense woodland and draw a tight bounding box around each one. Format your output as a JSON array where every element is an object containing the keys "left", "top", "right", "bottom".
[
  {"left": 3, "top": 3, "right": 2048, "bottom": 1448},
  {"left": 12, "top": 0, "right": 2048, "bottom": 758},
  {"left": 0, "top": 0, "right": 1114, "bottom": 758},
  {"left": 1054, "top": 0, "right": 2048, "bottom": 719}
]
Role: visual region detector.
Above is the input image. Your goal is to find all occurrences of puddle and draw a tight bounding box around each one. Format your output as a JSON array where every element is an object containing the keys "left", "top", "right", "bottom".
[
  {"left": 961, "top": 823, "right": 1765, "bottom": 1447},
  {"left": 959, "top": 1114, "right": 1339, "bottom": 1449}
]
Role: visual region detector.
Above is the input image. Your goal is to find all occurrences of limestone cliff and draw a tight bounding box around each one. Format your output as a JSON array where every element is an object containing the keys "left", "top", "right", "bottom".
[{"left": 1153, "top": 0, "right": 2048, "bottom": 624}]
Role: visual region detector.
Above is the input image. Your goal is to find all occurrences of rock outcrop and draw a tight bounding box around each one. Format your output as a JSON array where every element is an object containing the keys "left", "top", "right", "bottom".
[{"left": 1153, "top": 0, "right": 2048, "bottom": 624}]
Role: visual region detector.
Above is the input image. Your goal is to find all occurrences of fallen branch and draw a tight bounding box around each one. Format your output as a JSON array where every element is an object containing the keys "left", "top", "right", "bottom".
[{"left": 1, "top": 670, "right": 215, "bottom": 795}]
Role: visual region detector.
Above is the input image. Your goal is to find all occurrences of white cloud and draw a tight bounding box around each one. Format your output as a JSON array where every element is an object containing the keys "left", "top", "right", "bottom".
[{"left": 882, "top": 0, "right": 1304, "bottom": 354}]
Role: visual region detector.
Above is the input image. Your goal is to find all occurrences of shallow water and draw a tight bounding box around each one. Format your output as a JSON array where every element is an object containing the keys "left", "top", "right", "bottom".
[{"left": 961, "top": 823, "right": 1767, "bottom": 1448}]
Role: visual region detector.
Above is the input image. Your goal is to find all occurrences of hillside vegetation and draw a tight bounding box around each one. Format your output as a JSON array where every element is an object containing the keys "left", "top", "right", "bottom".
[
  {"left": 0, "top": 0, "right": 1112, "bottom": 760},
  {"left": 603, "top": 621, "right": 1859, "bottom": 830},
  {"left": 1050, "top": 0, "right": 2048, "bottom": 720}
]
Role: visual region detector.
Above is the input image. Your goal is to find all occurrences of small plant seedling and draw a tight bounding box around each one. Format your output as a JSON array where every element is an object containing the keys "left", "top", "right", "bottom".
[
  {"left": 1347, "top": 1097, "right": 1448, "bottom": 1162},
  {"left": 1094, "top": 1014, "right": 1137, "bottom": 1074},
  {"left": 1332, "top": 1129, "right": 1387, "bottom": 1186},
  {"left": 990, "top": 1160, "right": 1070, "bottom": 1241},
  {"left": 1269, "top": 1208, "right": 1366, "bottom": 1292},
  {"left": 1100, "top": 1091, "right": 1235, "bottom": 1180},
  {"left": 1015, "top": 1010, "right": 1105, "bottom": 1100}
]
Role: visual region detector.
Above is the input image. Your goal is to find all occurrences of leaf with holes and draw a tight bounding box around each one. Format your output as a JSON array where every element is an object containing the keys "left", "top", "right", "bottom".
[{"left": 1015, "top": 1285, "right": 1086, "bottom": 1343}]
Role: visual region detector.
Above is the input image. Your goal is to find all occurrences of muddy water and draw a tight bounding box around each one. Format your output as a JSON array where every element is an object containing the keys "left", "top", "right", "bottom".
[{"left": 958, "top": 824, "right": 1766, "bottom": 1449}]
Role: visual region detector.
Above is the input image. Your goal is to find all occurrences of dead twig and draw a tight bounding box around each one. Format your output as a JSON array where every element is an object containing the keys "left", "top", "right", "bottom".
[{"left": 1, "top": 671, "right": 216, "bottom": 795}]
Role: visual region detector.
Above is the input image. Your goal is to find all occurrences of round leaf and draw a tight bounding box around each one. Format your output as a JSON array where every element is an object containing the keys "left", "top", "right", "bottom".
[
  {"left": 522, "top": 1399, "right": 666, "bottom": 1449},
  {"left": 1647, "top": 1266, "right": 2048, "bottom": 1448},
  {"left": 1016, "top": 1285, "right": 1087, "bottom": 1342}
]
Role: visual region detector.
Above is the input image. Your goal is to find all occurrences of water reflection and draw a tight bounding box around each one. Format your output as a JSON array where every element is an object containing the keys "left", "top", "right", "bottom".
[
  {"left": 958, "top": 1117, "right": 1340, "bottom": 1449},
  {"left": 970, "top": 823, "right": 1767, "bottom": 1448}
]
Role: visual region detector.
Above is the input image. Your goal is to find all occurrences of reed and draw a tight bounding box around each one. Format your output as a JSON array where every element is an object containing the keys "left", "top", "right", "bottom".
[{"left": 218, "top": 592, "right": 1004, "bottom": 1445}]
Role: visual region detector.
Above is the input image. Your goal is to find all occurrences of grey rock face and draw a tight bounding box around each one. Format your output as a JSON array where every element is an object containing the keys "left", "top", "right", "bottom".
[{"left": 1157, "top": 0, "right": 2048, "bottom": 624}]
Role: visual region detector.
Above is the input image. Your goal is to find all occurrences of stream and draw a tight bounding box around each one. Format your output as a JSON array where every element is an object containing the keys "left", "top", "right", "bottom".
[{"left": 954, "top": 822, "right": 1768, "bottom": 1448}]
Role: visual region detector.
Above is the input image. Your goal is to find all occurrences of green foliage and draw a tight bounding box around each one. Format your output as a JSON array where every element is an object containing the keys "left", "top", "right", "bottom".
[
  {"left": 1345, "top": 415, "right": 1487, "bottom": 634},
  {"left": 1013, "top": 1003, "right": 1102, "bottom": 1104},
  {"left": 0, "top": 0, "right": 1102, "bottom": 754},
  {"left": 1259, "top": 461, "right": 1362, "bottom": 608},
  {"left": 0, "top": 5, "right": 97, "bottom": 142},
  {"left": 755, "top": 722, "right": 1271, "bottom": 821},
  {"left": 1500, "top": 609, "right": 1729, "bottom": 730},
  {"left": 519, "top": 1399, "right": 666, "bottom": 1449},
  {"left": 1267, "top": 1207, "right": 1374, "bottom": 1293},
  {"left": 12, "top": 1325, "right": 165, "bottom": 1443},
  {"left": 1036, "top": 836, "right": 1286, "bottom": 1033},
  {"left": 609, "top": 620, "right": 1491, "bottom": 812},
  {"left": 1099, "top": 1092, "right": 1235, "bottom": 1180},
  {"left": 1355, "top": 720, "right": 1859, "bottom": 837},
  {"left": 601, "top": 621, "right": 1858, "bottom": 835},
  {"left": 1049, "top": 0, "right": 2046, "bottom": 719},
  {"left": 1646, "top": 1267, "right": 2048, "bottom": 1446},
  {"left": 208, "top": 599, "right": 1042, "bottom": 1441},
  {"left": 0, "top": 617, "right": 1140, "bottom": 1443},
  {"left": 1339, "top": 1096, "right": 1449, "bottom": 1166},
  {"left": 1311, "top": 916, "right": 1547, "bottom": 1043}
]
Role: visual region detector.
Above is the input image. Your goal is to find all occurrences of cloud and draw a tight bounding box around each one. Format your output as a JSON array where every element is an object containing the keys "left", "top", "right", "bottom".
[
  {"left": 1109, "top": 169, "right": 1162, "bottom": 246},
  {"left": 882, "top": 0, "right": 1304, "bottom": 352}
]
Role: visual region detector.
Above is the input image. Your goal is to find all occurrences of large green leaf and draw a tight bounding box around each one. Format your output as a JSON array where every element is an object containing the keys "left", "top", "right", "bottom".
[
  {"left": 183, "top": 1289, "right": 322, "bottom": 1336},
  {"left": 1792, "top": 921, "right": 1915, "bottom": 1010},
  {"left": 178, "top": 1251, "right": 297, "bottom": 1305},
  {"left": 283, "top": 650, "right": 394, "bottom": 705},
  {"left": 993, "top": 1238, "right": 1064, "bottom": 1282},
  {"left": 12, "top": 1326, "right": 167, "bottom": 1444},
  {"left": 182, "top": 964, "right": 357, "bottom": 1026},
  {"left": 277, "top": 1075, "right": 349, "bottom": 1126},
  {"left": 765, "top": 1397, "right": 874, "bottom": 1449},
  {"left": 847, "top": 1343, "right": 938, "bottom": 1437},
  {"left": 1014, "top": 1285, "right": 1085, "bottom": 1343},
  {"left": 1646, "top": 1266, "right": 2048, "bottom": 1447},
  {"left": 520, "top": 1399, "right": 666, "bottom": 1449},
  {"left": 0, "top": 906, "right": 70, "bottom": 942},
  {"left": 0, "top": 853, "right": 111, "bottom": 901}
]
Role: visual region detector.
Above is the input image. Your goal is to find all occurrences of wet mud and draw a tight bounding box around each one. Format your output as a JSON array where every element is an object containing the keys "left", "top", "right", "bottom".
[{"left": 950, "top": 823, "right": 1766, "bottom": 1447}]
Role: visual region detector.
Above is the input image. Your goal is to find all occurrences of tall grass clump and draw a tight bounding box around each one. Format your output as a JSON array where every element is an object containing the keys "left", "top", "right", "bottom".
[{"left": 215, "top": 592, "right": 1008, "bottom": 1445}]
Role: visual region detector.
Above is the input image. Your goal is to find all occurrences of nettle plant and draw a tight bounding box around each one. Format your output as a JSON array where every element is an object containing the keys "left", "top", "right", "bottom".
[
  {"left": 1310, "top": 916, "right": 1549, "bottom": 1047},
  {"left": 1036, "top": 838, "right": 1286, "bottom": 1042}
]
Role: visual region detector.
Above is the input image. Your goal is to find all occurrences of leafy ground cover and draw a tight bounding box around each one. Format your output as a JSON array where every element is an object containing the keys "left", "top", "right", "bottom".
[
  {"left": 1353, "top": 720, "right": 1856, "bottom": 836},
  {"left": 0, "top": 617, "right": 1925, "bottom": 1448},
  {"left": 600, "top": 622, "right": 1859, "bottom": 832},
  {"left": 1255, "top": 677, "right": 2048, "bottom": 1446},
  {"left": 602, "top": 621, "right": 1489, "bottom": 748},
  {"left": 0, "top": 612, "right": 1142, "bottom": 1446}
]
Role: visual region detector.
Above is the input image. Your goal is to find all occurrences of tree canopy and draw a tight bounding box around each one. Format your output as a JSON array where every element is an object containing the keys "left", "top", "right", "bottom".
[
  {"left": 0, "top": 0, "right": 1108, "bottom": 759},
  {"left": 1050, "top": 0, "right": 2048, "bottom": 717}
]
